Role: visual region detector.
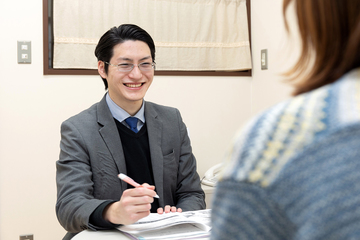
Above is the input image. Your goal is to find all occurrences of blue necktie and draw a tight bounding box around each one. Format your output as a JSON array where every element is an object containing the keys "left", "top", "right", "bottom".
[{"left": 125, "top": 117, "right": 138, "bottom": 133}]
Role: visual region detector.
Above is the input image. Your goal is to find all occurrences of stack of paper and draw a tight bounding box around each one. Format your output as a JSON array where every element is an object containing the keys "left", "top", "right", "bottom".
[{"left": 118, "top": 209, "right": 211, "bottom": 240}]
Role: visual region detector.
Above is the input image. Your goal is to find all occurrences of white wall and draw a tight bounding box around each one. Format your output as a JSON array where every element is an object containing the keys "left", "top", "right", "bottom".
[{"left": 0, "top": 0, "right": 298, "bottom": 239}]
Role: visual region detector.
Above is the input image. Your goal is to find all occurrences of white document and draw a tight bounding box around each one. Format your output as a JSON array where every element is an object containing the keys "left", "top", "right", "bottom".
[{"left": 118, "top": 209, "right": 211, "bottom": 240}]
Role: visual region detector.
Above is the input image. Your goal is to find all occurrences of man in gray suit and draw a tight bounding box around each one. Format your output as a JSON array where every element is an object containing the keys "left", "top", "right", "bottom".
[{"left": 56, "top": 24, "right": 205, "bottom": 239}]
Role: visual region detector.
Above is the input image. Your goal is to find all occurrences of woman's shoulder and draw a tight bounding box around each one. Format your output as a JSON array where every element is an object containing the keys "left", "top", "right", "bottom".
[{"left": 220, "top": 72, "right": 360, "bottom": 187}]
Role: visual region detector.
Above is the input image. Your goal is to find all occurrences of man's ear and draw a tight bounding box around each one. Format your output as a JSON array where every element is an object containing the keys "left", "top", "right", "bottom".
[{"left": 98, "top": 61, "right": 107, "bottom": 79}]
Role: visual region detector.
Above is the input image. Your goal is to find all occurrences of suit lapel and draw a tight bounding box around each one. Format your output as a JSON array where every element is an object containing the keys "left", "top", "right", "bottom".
[
  {"left": 97, "top": 95, "right": 127, "bottom": 191},
  {"left": 145, "top": 102, "right": 164, "bottom": 205}
]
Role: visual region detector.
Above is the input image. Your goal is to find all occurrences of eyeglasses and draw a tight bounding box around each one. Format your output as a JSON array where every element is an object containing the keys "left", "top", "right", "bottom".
[{"left": 104, "top": 61, "right": 156, "bottom": 72}]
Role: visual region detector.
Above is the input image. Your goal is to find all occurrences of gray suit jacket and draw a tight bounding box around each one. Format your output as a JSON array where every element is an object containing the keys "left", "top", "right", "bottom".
[{"left": 56, "top": 95, "right": 205, "bottom": 239}]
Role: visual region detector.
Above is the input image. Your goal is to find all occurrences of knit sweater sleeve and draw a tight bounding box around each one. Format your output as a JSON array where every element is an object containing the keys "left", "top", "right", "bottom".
[{"left": 211, "top": 180, "right": 295, "bottom": 240}]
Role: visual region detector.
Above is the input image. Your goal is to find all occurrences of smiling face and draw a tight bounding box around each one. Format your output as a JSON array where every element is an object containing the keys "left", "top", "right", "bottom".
[{"left": 98, "top": 40, "right": 154, "bottom": 115}]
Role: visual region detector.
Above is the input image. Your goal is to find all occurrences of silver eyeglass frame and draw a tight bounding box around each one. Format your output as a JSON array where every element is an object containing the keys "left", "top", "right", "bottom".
[{"left": 104, "top": 61, "right": 156, "bottom": 72}]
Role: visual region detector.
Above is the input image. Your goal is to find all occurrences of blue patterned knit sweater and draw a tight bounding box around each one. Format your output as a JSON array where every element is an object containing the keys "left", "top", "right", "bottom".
[{"left": 211, "top": 68, "right": 360, "bottom": 240}]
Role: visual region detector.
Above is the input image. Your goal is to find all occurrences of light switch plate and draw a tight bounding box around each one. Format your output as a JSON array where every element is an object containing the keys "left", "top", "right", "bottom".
[
  {"left": 261, "top": 49, "right": 268, "bottom": 70},
  {"left": 17, "top": 41, "right": 31, "bottom": 64}
]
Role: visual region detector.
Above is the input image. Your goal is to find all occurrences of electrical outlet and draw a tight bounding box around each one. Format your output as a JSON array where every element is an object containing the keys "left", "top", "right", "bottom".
[{"left": 20, "top": 234, "right": 33, "bottom": 240}]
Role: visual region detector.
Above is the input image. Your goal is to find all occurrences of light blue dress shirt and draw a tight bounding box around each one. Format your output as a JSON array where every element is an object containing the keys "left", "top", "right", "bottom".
[{"left": 105, "top": 93, "right": 145, "bottom": 132}]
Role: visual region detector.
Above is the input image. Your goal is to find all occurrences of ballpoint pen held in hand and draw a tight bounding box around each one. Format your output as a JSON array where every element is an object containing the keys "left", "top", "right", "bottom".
[{"left": 118, "top": 173, "right": 160, "bottom": 198}]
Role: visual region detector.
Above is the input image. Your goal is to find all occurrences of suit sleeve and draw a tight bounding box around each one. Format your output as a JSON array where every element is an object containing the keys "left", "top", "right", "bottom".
[
  {"left": 174, "top": 109, "right": 206, "bottom": 211},
  {"left": 56, "top": 120, "right": 108, "bottom": 233}
]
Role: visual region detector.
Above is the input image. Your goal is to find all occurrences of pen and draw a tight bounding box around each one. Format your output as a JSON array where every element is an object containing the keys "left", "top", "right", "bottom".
[{"left": 118, "top": 173, "right": 160, "bottom": 198}]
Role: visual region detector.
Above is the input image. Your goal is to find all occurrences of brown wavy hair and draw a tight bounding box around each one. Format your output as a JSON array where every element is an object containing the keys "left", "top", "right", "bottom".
[{"left": 283, "top": 0, "right": 360, "bottom": 96}]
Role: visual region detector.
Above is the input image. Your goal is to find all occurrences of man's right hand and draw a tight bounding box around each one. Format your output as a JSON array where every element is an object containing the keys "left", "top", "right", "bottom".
[{"left": 102, "top": 183, "right": 157, "bottom": 225}]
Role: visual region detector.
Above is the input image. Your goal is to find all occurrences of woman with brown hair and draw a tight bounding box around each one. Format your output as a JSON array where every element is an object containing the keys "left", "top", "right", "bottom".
[{"left": 211, "top": 0, "right": 360, "bottom": 239}]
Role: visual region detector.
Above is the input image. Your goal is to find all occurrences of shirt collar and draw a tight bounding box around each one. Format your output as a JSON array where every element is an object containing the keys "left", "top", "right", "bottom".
[{"left": 105, "top": 92, "right": 145, "bottom": 123}]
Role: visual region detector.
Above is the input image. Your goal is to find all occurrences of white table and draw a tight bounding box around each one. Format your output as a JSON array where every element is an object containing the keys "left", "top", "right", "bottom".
[{"left": 72, "top": 229, "right": 131, "bottom": 240}]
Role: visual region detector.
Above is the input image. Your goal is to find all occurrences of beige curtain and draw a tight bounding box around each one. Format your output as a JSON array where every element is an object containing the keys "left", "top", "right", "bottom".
[{"left": 53, "top": 0, "right": 252, "bottom": 71}]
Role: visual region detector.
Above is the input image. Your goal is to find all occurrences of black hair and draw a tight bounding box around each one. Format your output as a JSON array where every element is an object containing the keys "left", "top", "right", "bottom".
[{"left": 94, "top": 24, "right": 156, "bottom": 90}]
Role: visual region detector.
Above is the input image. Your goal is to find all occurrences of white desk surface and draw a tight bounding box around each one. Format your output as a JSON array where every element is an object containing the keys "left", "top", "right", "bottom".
[{"left": 72, "top": 229, "right": 131, "bottom": 240}]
